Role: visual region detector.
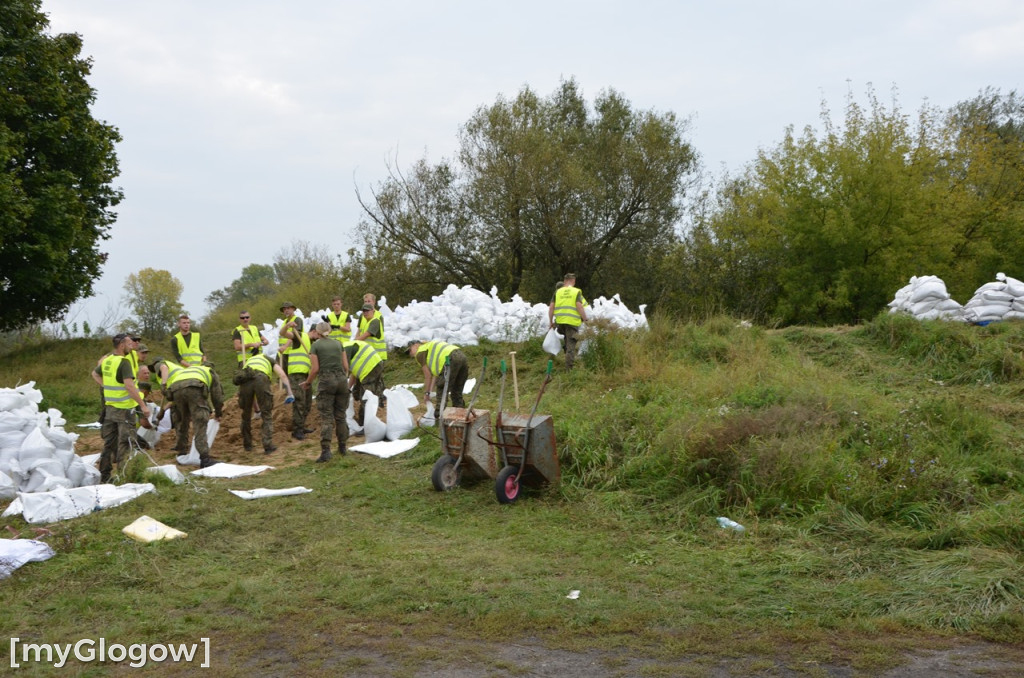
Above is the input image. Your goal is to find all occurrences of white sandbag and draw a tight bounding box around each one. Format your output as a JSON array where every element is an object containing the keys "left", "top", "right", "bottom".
[
  {"left": 385, "top": 396, "right": 415, "bottom": 441},
  {"left": 933, "top": 298, "right": 963, "bottom": 312},
  {"left": 384, "top": 386, "right": 419, "bottom": 411},
  {"left": 909, "top": 278, "right": 950, "bottom": 303},
  {"left": 228, "top": 487, "right": 313, "bottom": 500},
  {"left": 18, "top": 427, "right": 56, "bottom": 464},
  {"left": 909, "top": 299, "right": 939, "bottom": 316},
  {"left": 65, "top": 458, "right": 87, "bottom": 487},
  {"left": 350, "top": 437, "right": 420, "bottom": 458},
  {"left": 362, "top": 392, "right": 387, "bottom": 443},
  {"left": 981, "top": 290, "right": 1014, "bottom": 304},
  {"left": 190, "top": 463, "right": 272, "bottom": 478},
  {"left": 346, "top": 398, "right": 362, "bottom": 436},
  {"left": 543, "top": 328, "right": 563, "bottom": 355},
  {"left": 0, "top": 390, "right": 31, "bottom": 412},
  {"left": 1003, "top": 310, "right": 1024, "bottom": 321},
  {"left": 0, "top": 469, "right": 15, "bottom": 501},
  {"left": 26, "top": 467, "right": 73, "bottom": 493},
  {"left": 0, "top": 539, "right": 55, "bottom": 579},
  {"left": 146, "top": 464, "right": 185, "bottom": 485},
  {"left": 8, "top": 483, "right": 155, "bottom": 524},
  {"left": 0, "top": 411, "right": 29, "bottom": 432},
  {"left": 1004, "top": 277, "right": 1024, "bottom": 298}
]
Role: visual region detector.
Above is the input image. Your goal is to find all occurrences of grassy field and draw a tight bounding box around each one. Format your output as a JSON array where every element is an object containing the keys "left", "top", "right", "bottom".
[{"left": 2, "top": 314, "right": 1024, "bottom": 676}]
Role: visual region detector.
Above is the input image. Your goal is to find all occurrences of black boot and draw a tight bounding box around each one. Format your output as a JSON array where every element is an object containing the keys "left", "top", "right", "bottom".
[
  {"left": 337, "top": 442, "right": 346, "bottom": 456},
  {"left": 316, "top": 442, "right": 332, "bottom": 463},
  {"left": 292, "top": 429, "right": 305, "bottom": 441}
]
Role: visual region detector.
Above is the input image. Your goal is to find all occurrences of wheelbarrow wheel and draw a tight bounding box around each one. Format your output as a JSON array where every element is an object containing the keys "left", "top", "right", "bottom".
[
  {"left": 431, "top": 454, "right": 461, "bottom": 491},
  {"left": 495, "top": 465, "right": 520, "bottom": 504}
]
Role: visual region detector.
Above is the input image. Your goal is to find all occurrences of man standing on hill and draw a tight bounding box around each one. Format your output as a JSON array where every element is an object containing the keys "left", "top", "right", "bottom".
[
  {"left": 280, "top": 311, "right": 313, "bottom": 440},
  {"left": 324, "top": 295, "right": 351, "bottom": 342},
  {"left": 233, "top": 310, "right": 268, "bottom": 366},
  {"left": 355, "top": 299, "right": 387, "bottom": 361},
  {"left": 302, "top": 321, "right": 350, "bottom": 462},
  {"left": 171, "top": 314, "right": 205, "bottom": 367},
  {"left": 91, "top": 333, "right": 151, "bottom": 482},
  {"left": 548, "top": 273, "right": 589, "bottom": 369},
  {"left": 408, "top": 340, "right": 468, "bottom": 420}
]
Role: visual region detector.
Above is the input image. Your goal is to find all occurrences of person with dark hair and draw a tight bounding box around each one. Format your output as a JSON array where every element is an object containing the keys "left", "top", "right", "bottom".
[{"left": 91, "top": 333, "right": 151, "bottom": 482}]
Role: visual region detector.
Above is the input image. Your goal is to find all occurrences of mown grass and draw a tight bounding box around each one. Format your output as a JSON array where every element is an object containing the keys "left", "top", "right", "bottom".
[{"left": 1, "top": 313, "right": 1023, "bottom": 675}]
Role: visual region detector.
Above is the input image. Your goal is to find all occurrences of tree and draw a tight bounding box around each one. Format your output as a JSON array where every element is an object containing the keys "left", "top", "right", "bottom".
[
  {"left": 356, "top": 79, "right": 698, "bottom": 306},
  {"left": 122, "top": 269, "right": 183, "bottom": 338},
  {"left": 205, "top": 263, "right": 278, "bottom": 311},
  {"left": 0, "top": 1, "right": 122, "bottom": 331}
]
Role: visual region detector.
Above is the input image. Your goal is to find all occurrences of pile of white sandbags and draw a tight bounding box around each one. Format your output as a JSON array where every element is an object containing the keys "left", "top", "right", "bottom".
[
  {"left": 264, "top": 284, "right": 648, "bottom": 353},
  {"left": 888, "top": 276, "right": 964, "bottom": 321},
  {"left": 0, "top": 383, "right": 99, "bottom": 502},
  {"left": 962, "top": 272, "right": 1024, "bottom": 323}
]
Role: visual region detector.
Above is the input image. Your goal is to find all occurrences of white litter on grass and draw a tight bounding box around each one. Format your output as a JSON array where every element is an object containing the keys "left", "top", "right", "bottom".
[
  {"left": 76, "top": 422, "right": 102, "bottom": 429},
  {"left": 228, "top": 487, "right": 313, "bottom": 500},
  {"left": 190, "top": 463, "right": 272, "bottom": 479},
  {"left": 566, "top": 590, "right": 581, "bottom": 600},
  {"left": 350, "top": 438, "right": 420, "bottom": 459},
  {"left": 0, "top": 538, "right": 56, "bottom": 579},
  {"left": 1, "top": 483, "right": 156, "bottom": 524}
]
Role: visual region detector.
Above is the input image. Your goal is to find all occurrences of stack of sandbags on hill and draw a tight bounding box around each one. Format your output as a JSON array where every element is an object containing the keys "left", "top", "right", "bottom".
[
  {"left": 963, "top": 272, "right": 1024, "bottom": 324},
  {"left": 888, "top": 276, "right": 964, "bottom": 321},
  {"left": 297, "top": 285, "right": 648, "bottom": 351},
  {"left": 0, "top": 383, "right": 99, "bottom": 501}
]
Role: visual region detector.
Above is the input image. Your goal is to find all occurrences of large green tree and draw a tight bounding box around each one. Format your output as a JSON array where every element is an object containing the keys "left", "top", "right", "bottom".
[
  {"left": 122, "top": 268, "right": 183, "bottom": 338},
  {"left": 356, "top": 79, "right": 697, "bottom": 305},
  {"left": 0, "top": 0, "right": 122, "bottom": 331}
]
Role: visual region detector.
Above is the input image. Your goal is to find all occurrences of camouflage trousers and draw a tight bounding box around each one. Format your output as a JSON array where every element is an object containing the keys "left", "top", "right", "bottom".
[
  {"left": 170, "top": 383, "right": 212, "bottom": 463},
  {"left": 352, "top": 362, "right": 386, "bottom": 426},
  {"left": 100, "top": 406, "right": 136, "bottom": 481},
  {"left": 238, "top": 373, "right": 274, "bottom": 449},
  {"left": 288, "top": 372, "right": 312, "bottom": 431},
  {"left": 316, "top": 369, "right": 349, "bottom": 447}
]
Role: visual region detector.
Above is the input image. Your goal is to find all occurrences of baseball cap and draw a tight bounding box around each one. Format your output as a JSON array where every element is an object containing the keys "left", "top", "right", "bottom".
[
  {"left": 137, "top": 343, "right": 150, "bottom": 353},
  {"left": 280, "top": 301, "right": 296, "bottom": 311},
  {"left": 112, "top": 332, "right": 130, "bottom": 346},
  {"left": 361, "top": 303, "right": 374, "bottom": 311}
]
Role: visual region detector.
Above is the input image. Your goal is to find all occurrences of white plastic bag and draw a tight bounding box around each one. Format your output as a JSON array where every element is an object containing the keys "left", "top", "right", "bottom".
[{"left": 542, "top": 328, "right": 563, "bottom": 356}]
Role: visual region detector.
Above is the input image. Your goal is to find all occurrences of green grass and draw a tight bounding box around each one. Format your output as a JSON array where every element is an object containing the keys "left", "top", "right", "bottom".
[{"left": 2, "top": 313, "right": 1024, "bottom": 674}]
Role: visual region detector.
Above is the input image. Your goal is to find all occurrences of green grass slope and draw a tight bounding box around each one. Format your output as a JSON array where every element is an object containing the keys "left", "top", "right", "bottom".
[{"left": 1, "top": 313, "right": 1023, "bottom": 675}]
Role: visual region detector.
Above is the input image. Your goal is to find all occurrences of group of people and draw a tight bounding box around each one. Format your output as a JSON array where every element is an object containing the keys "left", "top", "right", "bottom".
[{"left": 92, "top": 275, "right": 588, "bottom": 480}]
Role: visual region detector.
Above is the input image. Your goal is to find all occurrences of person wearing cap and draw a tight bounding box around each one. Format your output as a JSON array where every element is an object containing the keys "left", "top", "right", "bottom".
[
  {"left": 170, "top": 314, "right": 205, "bottom": 367},
  {"left": 163, "top": 360, "right": 225, "bottom": 468},
  {"left": 91, "top": 333, "right": 151, "bottom": 482},
  {"left": 277, "top": 302, "right": 299, "bottom": 371},
  {"left": 408, "top": 340, "right": 469, "bottom": 420},
  {"left": 355, "top": 300, "right": 387, "bottom": 361},
  {"left": 279, "top": 305, "right": 313, "bottom": 440},
  {"left": 548, "top": 273, "right": 589, "bottom": 369},
  {"left": 232, "top": 352, "right": 279, "bottom": 454},
  {"left": 302, "top": 321, "right": 350, "bottom": 462},
  {"left": 344, "top": 338, "right": 386, "bottom": 427},
  {"left": 323, "top": 295, "right": 351, "bottom": 342}
]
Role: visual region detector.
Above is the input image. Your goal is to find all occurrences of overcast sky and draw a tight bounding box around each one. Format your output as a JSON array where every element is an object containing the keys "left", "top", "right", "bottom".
[{"left": 40, "top": 0, "right": 1024, "bottom": 330}]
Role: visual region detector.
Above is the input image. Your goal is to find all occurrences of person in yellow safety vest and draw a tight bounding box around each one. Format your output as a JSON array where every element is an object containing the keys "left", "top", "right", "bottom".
[
  {"left": 170, "top": 314, "right": 205, "bottom": 366},
  {"left": 91, "top": 332, "right": 151, "bottom": 482},
  {"left": 233, "top": 310, "right": 268, "bottom": 365},
  {"left": 234, "top": 353, "right": 278, "bottom": 454},
  {"left": 277, "top": 301, "right": 301, "bottom": 371},
  {"left": 324, "top": 295, "right": 351, "bottom": 341},
  {"left": 548, "top": 272, "right": 589, "bottom": 369},
  {"left": 166, "top": 361, "right": 224, "bottom": 468},
  {"left": 408, "top": 340, "right": 469, "bottom": 420},
  {"left": 355, "top": 301, "right": 387, "bottom": 360},
  {"left": 344, "top": 338, "right": 386, "bottom": 427},
  {"left": 281, "top": 314, "right": 314, "bottom": 439}
]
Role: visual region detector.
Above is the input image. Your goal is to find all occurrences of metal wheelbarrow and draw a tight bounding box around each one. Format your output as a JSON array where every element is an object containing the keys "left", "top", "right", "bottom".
[
  {"left": 431, "top": 357, "right": 491, "bottom": 491},
  {"left": 477, "top": 359, "right": 559, "bottom": 504}
]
